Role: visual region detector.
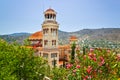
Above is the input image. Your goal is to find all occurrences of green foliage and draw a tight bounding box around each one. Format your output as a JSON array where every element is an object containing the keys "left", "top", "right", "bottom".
[
  {"left": 23, "top": 38, "right": 30, "bottom": 46},
  {"left": 51, "top": 67, "right": 67, "bottom": 80},
  {"left": 0, "top": 39, "right": 49, "bottom": 80},
  {"left": 0, "top": 39, "right": 120, "bottom": 80},
  {"left": 71, "top": 42, "right": 76, "bottom": 64}
]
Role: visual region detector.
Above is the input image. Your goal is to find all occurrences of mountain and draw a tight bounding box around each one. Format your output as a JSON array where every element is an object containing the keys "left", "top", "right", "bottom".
[
  {"left": 59, "top": 28, "right": 120, "bottom": 44},
  {"left": 0, "top": 33, "right": 31, "bottom": 44},
  {"left": 0, "top": 28, "right": 120, "bottom": 45}
]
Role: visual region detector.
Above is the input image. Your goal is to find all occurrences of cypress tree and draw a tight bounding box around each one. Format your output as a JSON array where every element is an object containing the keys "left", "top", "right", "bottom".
[{"left": 71, "top": 42, "right": 76, "bottom": 64}]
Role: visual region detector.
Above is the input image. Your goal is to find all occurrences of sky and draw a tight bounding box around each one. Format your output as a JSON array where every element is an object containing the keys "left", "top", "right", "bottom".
[{"left": 0, "top": 0, "right": 120, "bottom": 34}]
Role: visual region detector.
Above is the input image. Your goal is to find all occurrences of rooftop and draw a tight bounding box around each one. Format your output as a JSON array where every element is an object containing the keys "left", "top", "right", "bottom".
[
  {"left": 69, "top": 36, "right": 78, "bottom": 41},
  {"left": 44, "top": 8, "right": 56, "bottom": 14},
  {"left": 29, "top": 31, "right": 43, "bottom": 40}
]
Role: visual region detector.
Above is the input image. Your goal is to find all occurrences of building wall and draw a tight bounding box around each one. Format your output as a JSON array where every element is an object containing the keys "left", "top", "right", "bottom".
[{"left": 37, "top": 50, "right": 59, "bottom": 67}]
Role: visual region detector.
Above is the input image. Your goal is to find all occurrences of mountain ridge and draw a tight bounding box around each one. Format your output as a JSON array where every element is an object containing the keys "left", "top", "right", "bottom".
[{"left": 0, "top": 28, "right": 120, "bottom": 44}]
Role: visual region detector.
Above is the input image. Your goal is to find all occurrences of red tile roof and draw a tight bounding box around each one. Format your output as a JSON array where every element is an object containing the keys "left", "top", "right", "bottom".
[
  {"left": 58, "top": 45, "right": 71, "bottom": 49},
  {"left": 29, "top": 31, "right": 43, "bottom": 40},
  {"left": 69, "top": 36, "right": 78, "bottom": 41},
  {"left": 36, "top": 47, "right": 43, "bottom": 51},
  {"left": 59, "top": 61, "right": 63, "bottom": 65}
]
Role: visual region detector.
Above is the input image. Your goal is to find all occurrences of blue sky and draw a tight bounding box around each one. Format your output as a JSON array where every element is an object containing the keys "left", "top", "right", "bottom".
[{"left": 0, "top": 0, "right": 120, "bottom": 34}]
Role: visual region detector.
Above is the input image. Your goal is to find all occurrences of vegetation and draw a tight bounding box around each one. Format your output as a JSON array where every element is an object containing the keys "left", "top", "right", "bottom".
[
  {"left": 0, "top": 39, "right": 49, "bottom": 80},
  {"left": 71, "top": 42, "right": 76, "bottom": 63},
  {"left": 66, "top": 48, "right": 120, "bottom": 80},
  {"left": 50, "top": 49, "right": 120, "bottom": 80},
  {"left": 23, "top": 38, "right": 31, "bottom": 46},
  {"left": 0, "top": 39, "right": 120, "bottom": 80},
  {"left": 51, "top": 42, "right": 120, "bottom": 80},
  {"left": 50, "top": 67, "right": 67, "bottom": 80}
]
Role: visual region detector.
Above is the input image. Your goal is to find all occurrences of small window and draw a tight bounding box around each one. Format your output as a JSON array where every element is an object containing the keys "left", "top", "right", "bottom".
[
  {"left": 40, "top": 53, "right": 41, "bottom": 56},
  {"left": 52, "top": 60, "right": 56, "bottom": 66},
  {"left": 44, "top": 40, "right": 48, "bottom": 46},
  {"left": 43, "top": 53, "right": 48, "bottom": 58},
  {"left": 51, "top": 53, "right": 57, "bottom": 58},
  {"left": 52, "top": 40, "right": 56, "bottom": 46}
]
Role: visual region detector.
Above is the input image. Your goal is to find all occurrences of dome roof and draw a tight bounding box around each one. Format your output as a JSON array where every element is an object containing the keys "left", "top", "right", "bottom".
[
  {"left": 69, "top": 36, "right": 78, "bottom": 41},
  {"left": 29, "top": 31, "right": 43, "bottom": 40},
  {"left": 46, "top": 8, "right": 55, "bottom": 12},
  {"left": 44, "top": 8, "right": 56, "bottom": 14}
]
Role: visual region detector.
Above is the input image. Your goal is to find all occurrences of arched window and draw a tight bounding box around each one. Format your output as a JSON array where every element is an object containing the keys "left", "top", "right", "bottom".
[
  {"left": 50, "top": 14, "right": 52, "bottom": 19},
  {"left": 44, "top": 40, "right": 48, "bottom": 46},
  {"left": 52, "top": 40, "right": 56, "bottom": 46}
]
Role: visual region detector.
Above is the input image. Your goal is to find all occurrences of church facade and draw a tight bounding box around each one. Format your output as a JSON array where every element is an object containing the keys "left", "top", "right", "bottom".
[{"left": 28, "top": 8, "right": 79, "bottom": 67}]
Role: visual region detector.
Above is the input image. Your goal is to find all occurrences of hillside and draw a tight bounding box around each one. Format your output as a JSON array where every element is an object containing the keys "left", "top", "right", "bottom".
[
  {"left": 0, "top": 28, "right": 120, "bottom": 45},
  {"left": 0, "top": 33, "right": 31, "bottom": 44},
  {"left": 59, "top": 28, "right": 120, "bottom": 44}
]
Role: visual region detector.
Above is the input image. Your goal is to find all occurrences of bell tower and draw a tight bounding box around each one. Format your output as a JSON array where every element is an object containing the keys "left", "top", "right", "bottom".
[
  {"left": 42, "top": 8, "right": 59, "bottom": 49},
  {"left": 41, "top": 8, "right": 59, "bottom": 67}
]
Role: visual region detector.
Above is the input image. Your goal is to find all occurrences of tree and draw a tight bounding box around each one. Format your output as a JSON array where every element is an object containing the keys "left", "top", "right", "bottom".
[
  {"left": 0, "top": 39, "right": 49, "bottom": 80},
  {"left": 71, "top": 42, "right": 76, "bottom": 64},
  {"left": 23, "top": 38, "right": 30, "bottom": 46}
]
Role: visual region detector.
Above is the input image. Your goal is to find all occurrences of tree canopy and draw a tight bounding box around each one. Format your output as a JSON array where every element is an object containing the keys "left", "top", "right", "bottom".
[{"left": 0, "top": 39, "right": 49, "bottom": 80}]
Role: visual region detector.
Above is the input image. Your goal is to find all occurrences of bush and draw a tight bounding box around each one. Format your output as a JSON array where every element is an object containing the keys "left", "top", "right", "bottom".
[{"left": 66, "top": 48, "right": 120, "bottom": 80}]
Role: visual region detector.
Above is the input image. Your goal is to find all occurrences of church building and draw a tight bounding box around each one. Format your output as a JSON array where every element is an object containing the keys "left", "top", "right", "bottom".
[{"left": 28, "top": 8, "right": 79, "bottom": 67}]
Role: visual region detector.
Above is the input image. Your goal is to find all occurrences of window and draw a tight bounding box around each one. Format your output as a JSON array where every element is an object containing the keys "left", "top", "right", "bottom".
[
  {"left": 52, "top": 40, "right": 56, "bottom": 46},
  {"left": 50, "top": 14, "right": 52, "bottom": 19},
  {"left": 51, "top": 53, "right": 57, "bottom": 58},
  {"left": 43, "top": 29, "right": 49, "bottom": 35},
  {"left": 43, "top": 53, "right": 48, "bottom": 58},
  {"left": 53, "top": 30, "right": 56, "bottom": 36},
  {"left": 40, "top": 53, "right": 41, "bottom": 56},
  {"left": 44, "top": 40, "right": 48, "bottom": 46},
  {"left": 52, "top": 60, "right": 56, "bottom": 66},
  {"left": 51, "top": 29, "right": 57, "bottom": 36}
]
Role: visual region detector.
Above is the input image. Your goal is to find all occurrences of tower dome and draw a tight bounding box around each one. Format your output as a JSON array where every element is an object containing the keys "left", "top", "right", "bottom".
[
  {"left": 44, "top": 8, "right": 56, "bottom": 14},
  {"left": 44, "top": 8, "right": 56, "bottom": 21}
]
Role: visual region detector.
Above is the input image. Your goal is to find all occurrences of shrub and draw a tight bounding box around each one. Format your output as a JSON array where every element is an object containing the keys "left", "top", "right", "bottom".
[{"left": 66, "top": 48, "right": 120, "bottom": 80}]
